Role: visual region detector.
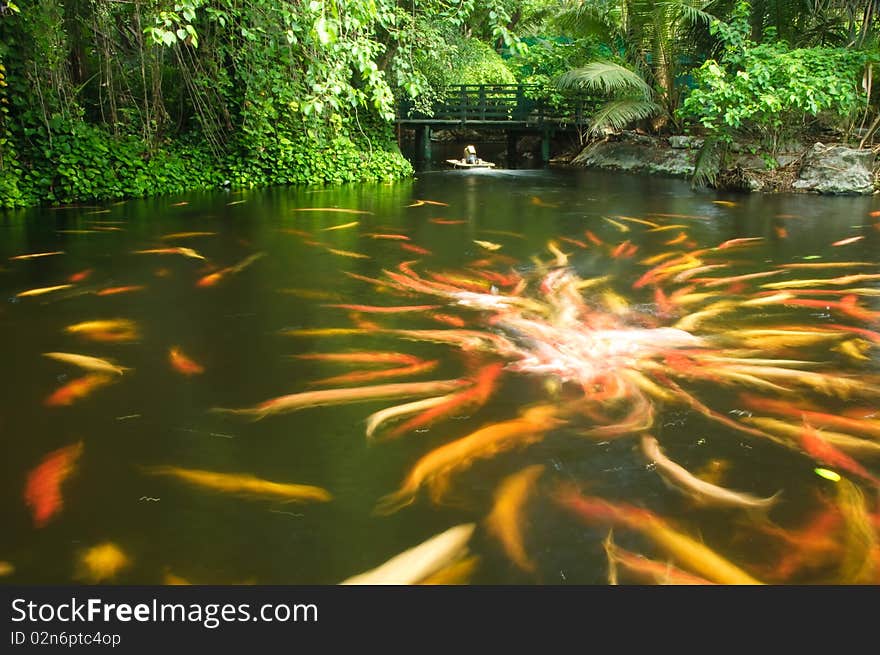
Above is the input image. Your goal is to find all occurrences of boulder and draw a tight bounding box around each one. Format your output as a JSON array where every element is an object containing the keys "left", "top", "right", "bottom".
[
  {"left": 668, "top": 135, "right": 704, "bottom": 150},
  {"left": 792, "top": 143, "right": 875, "bottom": 195},
  {"left": 570, "top": 133, "right": 695, "bottom": 178}
]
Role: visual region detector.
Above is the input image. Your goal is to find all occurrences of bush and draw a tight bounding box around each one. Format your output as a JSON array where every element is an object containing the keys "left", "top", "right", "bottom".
[{"left": 680, "top": 41, "right": 873, "bottom": 153}]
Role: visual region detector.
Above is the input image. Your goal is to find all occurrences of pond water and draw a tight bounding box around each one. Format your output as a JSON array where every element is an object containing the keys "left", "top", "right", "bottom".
[{"left": 2, "top": 168, "right": 879, "bottom": 585}]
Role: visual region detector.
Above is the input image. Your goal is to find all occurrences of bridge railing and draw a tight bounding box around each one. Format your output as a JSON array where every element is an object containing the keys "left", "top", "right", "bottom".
[{"left": 397, "top": 84, "right": 589, "bottom": 126}]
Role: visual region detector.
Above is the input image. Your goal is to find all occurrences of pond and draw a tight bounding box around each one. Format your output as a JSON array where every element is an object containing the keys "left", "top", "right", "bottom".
[{"left": 2, "top": 168, "right": 879, "bottom": 585}]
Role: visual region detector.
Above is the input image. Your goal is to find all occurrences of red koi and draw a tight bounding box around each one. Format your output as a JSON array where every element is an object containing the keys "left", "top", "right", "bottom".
[
  {"left": 45, "top": 374, "right": 115, "bottom": 407},
  {"left": 429, "top": 313, "right": 466, "bottom": 328},
  {"left": 95, "top": 285, "right": 145, "bottom": 296},
  {"left": 558, "top": 236, "right": 589, "bottom": 249},
  {"left": 24, "top": 442, "right": 84, "bottom": 528},
  {"left": 68, "top": 269, "right": 94, "bottom": 283},
  {"left": 585, "top": 230, "right": 603, "bottom": 246}
]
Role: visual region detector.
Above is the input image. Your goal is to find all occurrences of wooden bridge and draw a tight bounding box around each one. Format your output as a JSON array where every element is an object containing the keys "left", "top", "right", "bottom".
[{"left": 396, "top": 84, "right": 590, "bottom": 164}]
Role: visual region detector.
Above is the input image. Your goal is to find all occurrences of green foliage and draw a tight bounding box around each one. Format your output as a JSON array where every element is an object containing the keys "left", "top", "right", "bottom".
[
  {"left": 680, "top": 41, "right": 873, "bottom": 152},
  {"left": 457, "top": 40, "right": 517, "bottom": 85}
]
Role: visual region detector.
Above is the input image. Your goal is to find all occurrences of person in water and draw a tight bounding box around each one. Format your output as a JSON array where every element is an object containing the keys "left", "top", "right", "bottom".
[{"left": 463, "top": 145, "right": 478, "bottom": 165}]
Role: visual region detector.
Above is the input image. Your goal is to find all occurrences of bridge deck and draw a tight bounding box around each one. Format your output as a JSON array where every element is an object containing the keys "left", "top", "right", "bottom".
[{"left": 397, "top": 84, "right": 588, "bottom": 129}]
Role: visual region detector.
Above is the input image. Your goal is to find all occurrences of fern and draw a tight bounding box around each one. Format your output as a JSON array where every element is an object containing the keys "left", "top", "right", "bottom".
[{"left": 691, "top": 137, "right": 725, "bottom": 188}]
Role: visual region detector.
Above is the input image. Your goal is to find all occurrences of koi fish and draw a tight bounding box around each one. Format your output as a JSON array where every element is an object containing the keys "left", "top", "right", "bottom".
[
  {"left": 665, "top": 232, "right": 688, "bottom": 246},
  {"left": 400, "top": 243, "right": 433, "bottom": 256},
  {"left": 408, "top": 200, "right": 449, "bottom": 208},
  {"left": 603, "top": 532, "right": 715, "bottom": 585},
  {"left": 133, "top": 247, "right": 205, "bottom": 260},
  {"left": 419, "top": 556, "right": 480, "bottom": 585},
  {"left": 556, "top": 488, "right": 763, "bottom": 584},
  {"left": 712, "top": 200, "right": 738, "bottom": 207},
  {"left": 559, "top": 236, "right": 588, "bottom": 249},
  {"left": 324, "top": 303, "right": 440, "bottom": 314},
  {"left": 211, "top": 378, "right": 468, "bottom": 421},
  {"left": 9, "top": 251, "right": 64, "bottom": 261},
  {"left": 614, "top": 215, "right": 660, "bottom": 228},
  {"left": 584, "top": 230, "right": 604, "bottom": 246},
  {"left": 365, "top": 393, "right": 459, "bottom": 440},
  {"left": 292, "top": 207, "right": 373, "bottom": 215},
  {"left": 744, "top": 417, "right": 880, "bottom": 458},
  {"left": 375, "top": 405, "right": 562, "bottom": 513},
  {"left": 277, "top": 288, "right": 342, "bottom": 301},
  {"left": 16, "top": 284, "right": 74, "bottom": 298},
  {"left": 169, "top": 347, "right": 205, "bottom": 376},
  {"left": 835, "top": 480, "right": 877, "bottom": 583},
  {"left": 196, "top": 252, "right": 265, "bottom": 287},
  {"left": 777, "top": 262, "right": 875, "bottom": 269},
  {"left": 68, "top": 269, "right": 94, "bottom": 283},
  {"left": 65, "top": 319, "right": 139, "bottom": 342},
  {"left": 309, "top": 360, "right": 438, "bottom": 387},
  {"left": 387, "top": 363, "right": 505, "bottom": 438},
  {"left": 762, "top": 274, "right": 880, "bottom": 289},
  {"left": 24, "top": 442, "right": 84, "bottom": 527},
  {"left": 832, "top": 236, "right": 865, "bottom": 247},
  {"left": 42, "top": 352, "right": 129, "bottom": 376},
  {"left": 647, "top": 225, "right": 689, "bottom": 233},
  {"left": 716, "top": 237, "right": 763, "bottom": 249},
  {"left": 325, "top": 248, "right": 370, "bottom": 259},
  {"left": 485, "top": 465, "right": 545, "bottom": 572},
  {"left": 0, "top": 562, "right": 13, "bottom": 577},
  {"left": 143, "top": 466, "right": 332, "bottom": 503},
  {"left": 640, "top": 435, "right": 780, "bottom": 509},
  {"left": 429, "top": 219, "right": 466, "bottom": 225},
  {"left": 321, "top": 221, "right": 360, "bottom": 232},
  {"left": 45, "top": 373, "right": 115, "bottom": 407},
  {"left": 603, "top": 217, "right": 630, "bottom": 232},
  {"left": 368, "top": 233, "right": 410, "bottom": 240},
  {"left": 95, "top": 285, "right": 145, "bottom": 296},
  {"left": 76, "top": 542, "right": 131, "bottom": 583},
  {"left": 160, "top": 232, "right": 217, "bottom": 240},
  {"left": 340, "top": 523, "right": 475, "bottom": 584},
  {"left": 429, "top": 313, "right": 466, "bottom": 328},
  {"left": 800, "top": 421, "right": 880, "bottom": 486},
  {"left": 530, "top": 196, "right": 559, "bottom": 208},
  {"left": 473, "top": 240, "right": 502, "bottom": 251}
]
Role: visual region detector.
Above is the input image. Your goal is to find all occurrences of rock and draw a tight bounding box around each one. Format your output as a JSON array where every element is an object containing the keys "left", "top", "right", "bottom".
[
  {"left": 793, "top": 143, "right": 875, "bottom": 195},
  {"left": 669, "top": 135, "right": 704, "bottom": 150},
  {"left": 570, "top": 134, "right": 696, "bottom": 178}
]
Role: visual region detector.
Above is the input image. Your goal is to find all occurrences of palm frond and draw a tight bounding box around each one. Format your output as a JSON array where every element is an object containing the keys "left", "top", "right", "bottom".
[
  {"left": 558, "top": 61, "right": 653, "bottom": 99},
  {"left": 589, "top": 97, "right": 664, "bottom": 134},
  {"left": 691, "top": 137, "right": 725, "bottom": 188}
]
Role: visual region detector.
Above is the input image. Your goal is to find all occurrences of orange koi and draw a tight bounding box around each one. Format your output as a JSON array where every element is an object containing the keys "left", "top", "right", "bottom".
[
  {"left": 24, "top": 442, "right": 84, "bottom": 528},
  {"left": 68, "top": 270, "right": 94, "bottom": 284},
  {"left": 368, "top": 233, "right": 410, "bottom": 240},
  {"left": 45, "top": 373, "right": 115, "bottom": 407},
  {"left": 293, "top": 352, "right": 423, "bottom": 366},
  {"left": 429, "top": 219, "right": 466, "bottom": 225},
  {"left": 400, "top": 243, "right": 433, "bottom": 256},
  {"left": 774, "top": 226, "right": 788, "bottom": 239},
  {"left": 160, "top": 232, "right": 216, "bottom": 240},
  {"left": 584, "top": 230, "right": 604, "bottom": 246},
  {"left": 169, "top": 347, "right": 205, "bottom": 376},
  {"left": 530, "top": 196, "right": 559, "bottom": 208},
  {"left": 309, "top": 360, "right": 438, "bottom": 387},
  {"left": 324, "top": 303, "right": 440, "bottom": 314},
  {"left": 647, "top": 225, "right": 688, "bottom": 232},
  {"left": 664, "top": 232, "right": 688, "bottom": 246},
  {"left": 715, "top": 237, "right": 763, "bottom": 250},
  {"left": 712, "top": 200, "right": 738, "bottom": 207},
  {"left": 375, "top": 405, "right": 561, "bottom": 513},
  {"left": 388, "top": 362, "right": 505, "bottom": 438},
  {"left": 558, "top": 236, "right": 588, "bottom": 249},
  {"left": 133, "top": 247, "right": 205, "bottom": 260},
  {"left": 321, "top": 221, "right": 360, "bottom": 232},
  {"left": 429, "top": 313, "right": 466, "bottom": 327},
  {"left": 604, "top": 533, "right": 715, "bottom": 585},
  {"left": 557, "top": 489, "right": 763, "bottom": 584},
  {"left": 486, "top": 465, "right": 544, "bottom": 572},
  {"left": 777, "top": 262, "right": 875, "bottom": 269},
  {"left": 196, "top": 252, "right": 265, "bottom": 287},
  {"left": 95, "top": 285, "right": 145, "bottom": 296},
  {"left": 800, "top": 421, "right": 880, "bottom": 486},
  {"left": 292, "top": 207, "right": 373, "bottom": 215}
]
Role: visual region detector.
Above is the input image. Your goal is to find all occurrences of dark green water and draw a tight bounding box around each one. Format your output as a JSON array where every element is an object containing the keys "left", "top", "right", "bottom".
[{"left": 2, "top": 168, "right": 879, "bottom": 585}]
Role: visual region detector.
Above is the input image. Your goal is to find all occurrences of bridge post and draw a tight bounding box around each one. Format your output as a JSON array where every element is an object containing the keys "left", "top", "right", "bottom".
[
  {"left": 507, "top": 132, "right": 518, "bottom": 169},
  {"left": 414, "top": 124, "right": 432, "bottom": 165},
  {"left": 541, "top": 128, "right": 551, "bottom": 165}
]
